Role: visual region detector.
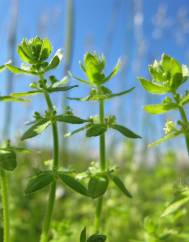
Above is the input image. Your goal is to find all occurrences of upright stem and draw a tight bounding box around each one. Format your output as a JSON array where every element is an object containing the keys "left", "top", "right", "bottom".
[
  {"left": 179, "top": 106, "right": 189, "bottom": 156},
  {"left": 95, "top": 97, "right": 106, "bottom": 232},
  {"left": 40, "top": 92, "right": 59, "bottom": 242},
  {"left": 0, "top": 169, "right": 10, "bottom": 242}
]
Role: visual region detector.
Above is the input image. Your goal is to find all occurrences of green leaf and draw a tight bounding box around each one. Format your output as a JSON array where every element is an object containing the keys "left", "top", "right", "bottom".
[
  {"left": 138, "top": 77, "right": 170, "bottom": 94},
  {"left": 39, "top": 38, "right": 52, "bottom": 61},
  {"left": 68, "top": 71, "right": 89, "bottom": 84},
  {"left": 161, "top": 196, "right": 189, "bottom": 217},
  {"left": 11, "top": 90, "right": 42, "bottom": 98},
  {"left": 80, "top": 227, "right": 87, "bottom": 242},
  {"left": 102, "top": 59, "right": 121, "bottom": 84},
  {"left": 58, "top": 172, "right": 88, "bottom": 196},
  {"left": 25, "top": 171, "right": 53, "bottom": 194},
  {"left": 180, "top": 93, "right": 189, "bottom": 106},
  {"left": 144, "top": 103, "right": 178, "bottom": 115},
  {"left": 0, "top": 95, "right": 29, "bottom": 102},
  {"left": 108, "top": 87, "right": 135, "bottom": 99},
  {"left": 87, "top": 234, "right": 107, "bottom": 242},
  {"left": 51, "top": 76, "right": 69, "bottom": 88},
  {"left": 86, "top": 124, "right": 107, "bottom": 137},
  {"left": 64, "top": 126, "right": 87, "bottom": 138},
  {"left": 111, "top": 124, "right": 141, "bottom": 139},
  {"left": 6, "top": 64, "right": 37, "bottom": 75},
  {"left": 45, "top": 49, "right": 63, "bottom": 71},
  {"left": 148, "top": 131, "right": 182, "bottom": 148},
  {"left": 88, "top": 175, "right": 109, "bottom": 199},
  {"left": 0, "top": 149, "right": 17, "bottom": 171},
  {"left": 47, "top": 85, "right": 78, "bottom": 93},
  {"left": 161, "top": 54, "right": 182, "bottom": 77},
  {"left": 67, "top": 96, "right": 89, "bottom": 102},
  {"left": 17, "top": 45, "right": 31, "bottom": 63},
  {"left": 56, "top": 115, "right": 88, "bottom": 124},
  {"left": 21, "top": 119, "right": 51, "bottom": 140},
  {"left": 0, "top": 64, "right": 6, "bottom": 72},
  {"left": 110, "top": 175, "right": 132, "bottom": 198}
]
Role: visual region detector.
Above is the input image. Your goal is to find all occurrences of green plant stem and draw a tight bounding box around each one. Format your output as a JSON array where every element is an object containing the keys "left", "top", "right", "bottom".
[
  {"left": 95, "top": 97, "right": 106, "bottom": 233},
  {"left": 179, "top": 106, "right": 189, "bottom": 156},
  {"left": 0, "top": 169, "right": 10, "bottom": 242},
  {"left": 40, "top": 92, "right": 59, "bottom": 242}
]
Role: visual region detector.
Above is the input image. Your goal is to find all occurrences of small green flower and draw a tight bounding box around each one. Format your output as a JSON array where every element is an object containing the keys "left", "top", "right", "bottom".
[
  {"left": 79, "top": 51, "right": 121, "bottom": 86},
  {"left": 17, "top": 37, "right": 52, "bottom": 64},
  {"left": 163, "top": 120, "right": 176, "bottom": 135},
  {"left": 148, "top": 54, "right": 189, "bottom": 91},
  {"left": 82, "top": 52, "right": 106, "bottom": 85}
]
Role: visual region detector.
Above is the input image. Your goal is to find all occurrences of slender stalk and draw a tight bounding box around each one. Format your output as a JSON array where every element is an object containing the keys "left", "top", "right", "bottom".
[
  {"left": 0, "top": 169, "right": 10, "bottom": 242},
  {"left": 40, "top": 92, "right": 59, "bottom": 242},
  {"left": 179, "top": 106, "right": 189, "bottom": 156},
  {"left": 62, "top": 0, "right": 75, "bottom": 162},
  {"left": 95, "top": 96, "right": 106, "bottom": 233}
]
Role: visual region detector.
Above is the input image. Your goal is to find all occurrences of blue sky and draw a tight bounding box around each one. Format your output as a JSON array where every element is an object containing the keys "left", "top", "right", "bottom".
[{"left": 0, "top": 0, "right": 189, "bottom": 150}]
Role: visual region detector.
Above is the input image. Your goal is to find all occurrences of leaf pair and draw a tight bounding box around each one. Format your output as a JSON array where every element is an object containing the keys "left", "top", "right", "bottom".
[
  {"left": 25, "top": 170, "right": 132, "bottom": 199},
  {"left": 87, "top": 123, "right": 141, "bottom": 139},
  {"left": 66, "top": 123, "right": 141, "bottom": 139},
  {"left": 25, "top": 171, "right": 88, "bottom": 196},
  {"left": 9, "top": 85, "right": 77, "bottom": 100},
  {"left": 21, "top": 114, "right": 89, "bottom": 140},
  {"left": 68, "top": 87, "right": 135, "bottom": 102}
]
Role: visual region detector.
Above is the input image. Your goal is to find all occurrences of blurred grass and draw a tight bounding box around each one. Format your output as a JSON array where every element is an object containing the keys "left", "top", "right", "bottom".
[{"left": 0, "top": 141, "right": 189, "bottom": 242}]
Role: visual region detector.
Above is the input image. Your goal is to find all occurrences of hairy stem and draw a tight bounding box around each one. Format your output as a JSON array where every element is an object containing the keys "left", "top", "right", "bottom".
[
  {"left": 40, "top": 92, "right": 59, "bottom": 242},
  {"left": 0, "top": 169, "right": 10, "bottom": 242},
  {"left": 179, "top": 106, "right": 189, "bottom": 156},
  {"left": 95, "top": 97, "right": 106, "bottom": 233}
]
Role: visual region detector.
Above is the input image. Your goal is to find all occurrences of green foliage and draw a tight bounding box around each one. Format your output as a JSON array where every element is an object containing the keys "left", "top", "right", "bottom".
[
  {"left": 0, "top": 141, "right": 29, "bottom": 172},
  {"left": 8, "top": 146, "right": 187, "bottom": 242},
  {"left": 110, "top": 174, "right": 132, "bottom": 198},
  {"left": 0, "top": 149, "right": 17, "bottom": 171},
  {"left": 80, "top": 227, "right": 87, "bottom": 242},
  {"left": 3, "top": 36, "right": 84, "bottom": 242},
  {"left": 111, "top": 124, "right": 141, "bottom": 139},
  {"left": 139, "top": 54, "right": 189, "bottom": 148},
  {"left": 80, "top": 227, "right": 106, "bottom": 242},
  {"left": 87, "top": 234, "right": 107, "bottom": 242},
  {"left": 88, "top": 175, "right": 109, "bottom": 198},
  {"left": 58, "top": 172, "right": 88, "bottom": 196},
  {"left": 86, "top": 124, "right": 107, "bottom": 137},
  {"left": 147, "top": 54, "right": 188, "bottom": 91},
  {"left": 161, "top": 187, "right": 189, "bottom": 217},
  {"left": 21, "top": 119, "right": 51, "bottom": 140},
  {"left": 67, "top": 51, "right": 141, "bottom": 240},
  {"left": 25, "top": 171, "right": 54, "bottom": 194},
  {"left": 17, "top": 37, "right": 52, "bottom": 64}
]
